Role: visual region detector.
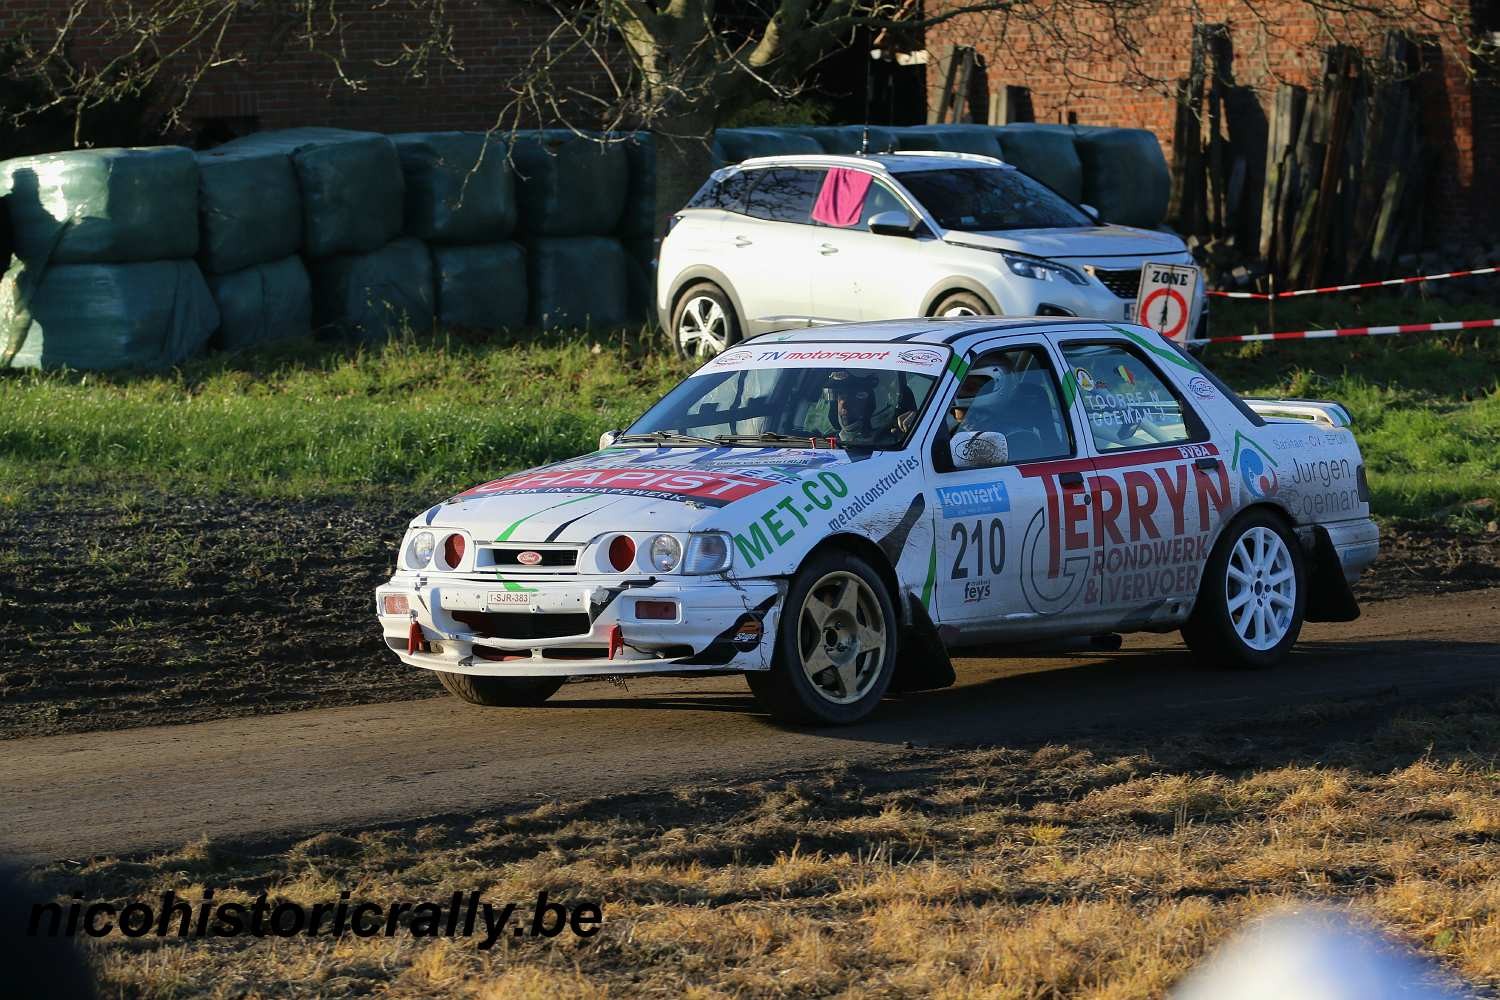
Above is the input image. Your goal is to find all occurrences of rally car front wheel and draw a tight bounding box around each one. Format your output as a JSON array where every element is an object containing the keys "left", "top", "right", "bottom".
[
  {"left": 746, "top": 552, "right": 898, "bottom": 725},
  {"left": 436, "top": 671, "right": 565, "bottom": 707},
  {"left": 1182, "top": 509, "right": 1306, "bottom": 668}
]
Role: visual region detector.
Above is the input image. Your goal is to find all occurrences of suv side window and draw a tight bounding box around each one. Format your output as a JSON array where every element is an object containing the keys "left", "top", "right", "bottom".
[
  {"left": 860, "top": 181, "right": 908, "bottom": 227},
  {"left": 1059, "top": 341, "right": 1206, "bottom": 451},
  {"left": 744, "top": 168, "right": 827, "bottom": 224},
  {"left": 686, "top": 170, "right": 752, "bottom": 213},
  {"left": 945, "top": 345, "right": 1073, "bottom": 466}
]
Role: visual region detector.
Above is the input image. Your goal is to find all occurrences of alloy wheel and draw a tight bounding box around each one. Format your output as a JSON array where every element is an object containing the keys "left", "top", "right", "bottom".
[
  {"left": 676, "top": 294, "right": 730, "bottom": 357},
  {"left": 797, "top": 571, "right": 887, "bottom": 705},
  {"left": 1225, "top": 526, "right": 1297, "bottom": 650}
]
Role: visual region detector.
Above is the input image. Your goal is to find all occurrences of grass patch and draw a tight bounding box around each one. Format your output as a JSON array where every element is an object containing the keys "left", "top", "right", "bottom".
[
  {"left": 3, "top": 308, "right": 1497, "bottom": 522},
  {"left": 29, "top": 692, "right": 1500, "bottom": 998}
]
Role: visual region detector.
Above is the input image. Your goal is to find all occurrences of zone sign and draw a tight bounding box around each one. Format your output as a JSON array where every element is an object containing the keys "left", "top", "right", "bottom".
[{"left": 1134, "top": 262, "right": 1200, "bottom": 341}]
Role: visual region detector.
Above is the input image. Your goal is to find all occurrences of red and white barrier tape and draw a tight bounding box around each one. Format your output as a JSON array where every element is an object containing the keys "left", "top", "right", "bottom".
[
  {"left": 1207, "top": 264, "right": 1499, "bottom": 299},
  {"left": 1195, "top": 317, "right": 1500, "bottom": 345}
]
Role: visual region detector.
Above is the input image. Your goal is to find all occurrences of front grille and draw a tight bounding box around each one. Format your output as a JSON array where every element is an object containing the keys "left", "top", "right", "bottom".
[
  {"left": 488, "top": 547, "right": 578, "bottom": 568},
  {"left": 449, "top": 610, "right": 591, "bottom": 640},
  {"left": 1091, "top": 267, "right": 1142, "bottom": 299}
]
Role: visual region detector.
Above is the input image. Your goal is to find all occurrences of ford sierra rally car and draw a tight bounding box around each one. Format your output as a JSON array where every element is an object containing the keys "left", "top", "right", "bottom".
[{"left": 376, "top": 318, "right": 1379, "bottom": 725}]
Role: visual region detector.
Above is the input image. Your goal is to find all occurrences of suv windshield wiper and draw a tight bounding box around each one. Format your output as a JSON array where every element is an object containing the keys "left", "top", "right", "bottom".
[{"left": 614, "top": 430, "right": 723, "bottom": 447}]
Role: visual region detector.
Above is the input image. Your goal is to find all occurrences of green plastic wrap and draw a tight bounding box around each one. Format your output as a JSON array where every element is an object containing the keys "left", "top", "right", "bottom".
[
  {"left": 392, "top": 132, "right": 516, "bottom": 244},
  {"left": 195, "top": 147, "right": 302, "bottom": 274},
  {"left": 993, "top": 126, "right": 1085, "bottom": 202},
  {"left": 206, "top": 255, "right": 312, "bottom": 352},
  {"left": 310, "top": 237, "right": 435, "bottom": 342},
  {"left": 510, "top": 131, "right": 628, "bottom": 237},
  {"left": 0, "top": 146, "right": 198, "bottom": 264},
  {"left": 219, "top": 128, "right": 404, "bottom": 258},
  {"left": 616, "top": 132, "right": 656, "bottom": 238},
  {"left": 1072, "top": 128, "right": 1170, "bottom": 228},
  {"left": 623, "top": 237, "right": 657, "bottom": 323},
  {"left": 898, "top": 126, "right": 1004, "bottom": 158},
  {"left": 1, "top": 257, "right": 218, "bottom": 370},
  {"left": 799, "top": 125, "right": 901, "bottom": 155},
  {"left": 431, "top": 242, "right": 527, "bottom": 330},
  {"left": 713, "top": 129, "right": 824, "bottom": 163},
  {"left": 528, "top": 237, "right": 628, "bottom": 330}
]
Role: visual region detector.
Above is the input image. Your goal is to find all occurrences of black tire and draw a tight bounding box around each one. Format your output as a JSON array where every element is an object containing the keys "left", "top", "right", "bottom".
[
  {"left": 931, "top": 290, "right": 992, "bottom": 318},
  {"left": 436, "top": 671, "right": 565, "bottom": 707},
  {"left": 671, "top": 282, "right": 741, "bottom": 360},
  {"left": 746, "top": 550, "right": 899, "bottom": 725},
  {"left": 1182, "top": 508, "right": 1306, "bottom": 669}
]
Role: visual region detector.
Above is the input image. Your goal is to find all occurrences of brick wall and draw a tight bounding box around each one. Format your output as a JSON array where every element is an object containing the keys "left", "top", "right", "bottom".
[{"left": 927, "top": 0, "right": 1497, "bottom": 248}]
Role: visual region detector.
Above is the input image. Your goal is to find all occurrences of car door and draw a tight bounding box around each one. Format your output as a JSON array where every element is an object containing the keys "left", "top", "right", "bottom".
[
  {"left": 726, "top": 167, "right": 824, "bottom": 334},
  {"left": 807, "top": 173, "right": 923, "bottom": 323},
  {"left": 927, "top": 342, "right": 1104, "bottom": 636},
  {"left": 1055, "top": 335, "right": 1231, "bottom": 628}
]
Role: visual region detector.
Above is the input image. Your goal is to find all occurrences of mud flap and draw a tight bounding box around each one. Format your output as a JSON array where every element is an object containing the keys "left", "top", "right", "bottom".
[
  {"left": 890, "top": 595, "right": 956, "bottom": 693},
  {"left": 1305, "top": 526, "right": 1361, "bottom": 623}
]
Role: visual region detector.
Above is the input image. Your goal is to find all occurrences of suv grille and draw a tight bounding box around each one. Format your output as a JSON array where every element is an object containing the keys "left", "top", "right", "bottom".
[
  {"left": 1091, "top": 267, "right": 1142, "bottom": 299},
  {"left": 450, "top": 610, "right": 591, "bottom": 641}
]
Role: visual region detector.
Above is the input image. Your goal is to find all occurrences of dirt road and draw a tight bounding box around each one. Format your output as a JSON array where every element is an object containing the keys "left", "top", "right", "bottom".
[{"left": 4, "top": 588, "right": 1496, "bottom": 863}]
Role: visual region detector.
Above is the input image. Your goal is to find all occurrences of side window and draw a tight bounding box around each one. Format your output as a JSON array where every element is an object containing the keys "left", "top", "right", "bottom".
[
  {"left": 686, "top": 170, "right": 752, "bottom": 213},
  {"left": 744, "top": 168, "right": 826, "bottom": 224},
  {"left": 945, "top": 345, "right": 1072, "bottom": 466},
  {"left": 1060, "top": 341, "right": 1203, "bottom": 451},
  {"left": 860, "top": 182, "right": 907, "bottom": 227}
]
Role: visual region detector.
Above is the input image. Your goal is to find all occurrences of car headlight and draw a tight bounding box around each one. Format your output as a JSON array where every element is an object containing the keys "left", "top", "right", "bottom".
[
  {"left": 407, "top": 531, "right": 435, "bottom": 568},
  {"left": 682, "top": 533, "right": 732, "bottom": 574},
  {"left": 648, "top": 534, "right": 683, "bottom": 573},
  {"left": 1001, "top": 252, "right": 1087, "bottom": 286}
]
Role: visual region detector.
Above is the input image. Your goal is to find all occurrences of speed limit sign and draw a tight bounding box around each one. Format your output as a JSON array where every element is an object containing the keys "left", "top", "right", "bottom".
[{"left": 1134, "top": 262, "right": 1200, "bottom": 341}]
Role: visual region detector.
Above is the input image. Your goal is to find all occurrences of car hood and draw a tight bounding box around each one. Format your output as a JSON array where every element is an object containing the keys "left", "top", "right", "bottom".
[
  {"left": 942, "top": 224, "right": 1187, "bottom": 260},
  {"left": 419, "top": 446, "right": 858, "bottom": 543}
]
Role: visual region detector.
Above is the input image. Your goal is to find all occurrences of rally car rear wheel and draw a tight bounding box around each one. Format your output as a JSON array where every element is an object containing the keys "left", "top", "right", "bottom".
[
  {"left": 436, "top": 671, "right": 565, "bottom": 707},
  {"left": 1182, "top": 509, "right": 1305, "bottom": 669},
  {"left": 747, "top": 552, "right": 897, "bottom": 725}
]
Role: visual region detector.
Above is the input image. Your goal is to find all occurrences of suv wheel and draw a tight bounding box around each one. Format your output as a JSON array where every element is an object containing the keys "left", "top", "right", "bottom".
[
  {"left": 672, "top": 282, "right": 740, "bottom": 359},
  {"left": 932, "top": 290, "right": 992, "bottom": 318}
]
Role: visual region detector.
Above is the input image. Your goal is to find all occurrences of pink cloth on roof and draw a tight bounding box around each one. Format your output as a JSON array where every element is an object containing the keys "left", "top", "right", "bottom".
[{"left": 811, "top": 168, "right": 874, "bottom": 227}]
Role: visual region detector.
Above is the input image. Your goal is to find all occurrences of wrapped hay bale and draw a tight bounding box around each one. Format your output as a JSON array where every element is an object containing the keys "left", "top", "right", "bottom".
[
  {"left": 528, "top": 236, "right": 628, "bottom": 329},
  {"left": 0, "top": 146, "right": 198, "bottom": 264},
  {"left": 623, "top": 237, "right": 657, "bottom": 323},
  {"left": 309, "top": 237, "right": 434, "bottom": 342},
  {"left": 431, "top": 242, "right": 527, "bottom": 330},
  {"left": 219, "top": 128, "right": 403, "bottom": 257},
  {"left": 799, "top": 125, "right": 901, "bottom": 155},
  {"left": 712, "top": 129, "right": 824, "bottom": 163},
  {"left": 993, "top": 126, "right": 1085, "bottom": 202},
  {"left": 196, "top": 147, "right": 302, "bottom": 274},
  {"left": 206, "top": 255, "right": 312, "bottom": 352},
  {"left": 1, "top": 257, "right": 218, "bottom": 370},
  {"left": 616, "top": 132, "right": 656, "bottom": 239},
  {"left": 1072, "top": 128, "right": 1170, "bottom": 228},
  {"left": 510, "top": 131, "right": 628, "bottom": 237},
  {"left": 392, "top": 132, "right": 516, "bottom": 244},
  {"left": 897, "top": 126, "right": 1004, "bottom": 158}
]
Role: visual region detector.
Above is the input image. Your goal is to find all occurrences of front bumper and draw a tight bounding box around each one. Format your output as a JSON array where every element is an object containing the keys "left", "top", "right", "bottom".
[{"left": 375, "top": 574, "right": 783, "bottom": 677}]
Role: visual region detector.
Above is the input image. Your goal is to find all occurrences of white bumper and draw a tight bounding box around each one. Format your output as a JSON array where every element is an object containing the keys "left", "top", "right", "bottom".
[
  {"left": 1321, "top": 518, "right": 1380, "bottom": 584},
  {"left": 375, "top": 574, "right": 783, "bottom": 677}
]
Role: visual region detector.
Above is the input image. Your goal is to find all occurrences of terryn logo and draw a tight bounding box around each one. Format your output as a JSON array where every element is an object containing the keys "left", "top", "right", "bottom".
[
  {"left": 713, "top": 351, "right": 753, "bottom": 366},
  {"left": 898, "top": 348, "right": 944, "bottom": 366},
  {"left": 1231, "top": 432, "right": 1279, "bottom": 499},
  {"left": 516, "top": 551, "right": 543, "bottom": 566}
]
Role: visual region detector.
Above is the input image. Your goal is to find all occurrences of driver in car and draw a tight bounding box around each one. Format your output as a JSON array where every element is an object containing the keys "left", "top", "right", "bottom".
[{"left": 825, "top": 370, "right": 919, "bottom": 446}]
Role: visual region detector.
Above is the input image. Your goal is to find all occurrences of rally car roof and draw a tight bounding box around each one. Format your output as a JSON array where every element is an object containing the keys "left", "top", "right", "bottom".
[{"left": 750, "top": 316, "right": 1134, "bottom": 349}]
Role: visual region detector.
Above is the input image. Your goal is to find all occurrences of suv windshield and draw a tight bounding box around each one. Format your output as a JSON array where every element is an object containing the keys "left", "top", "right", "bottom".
[
  {"left": 625, "top": 350, "right": 946, "bottom": 450},
  {"left": 898, "top": 167, "right": 1092, "bottom": 232}
]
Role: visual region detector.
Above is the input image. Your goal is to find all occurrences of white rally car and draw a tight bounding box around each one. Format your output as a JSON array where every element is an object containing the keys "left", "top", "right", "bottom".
[{"left": 376, "top": 318, "right": 1379, "bottom": 725}]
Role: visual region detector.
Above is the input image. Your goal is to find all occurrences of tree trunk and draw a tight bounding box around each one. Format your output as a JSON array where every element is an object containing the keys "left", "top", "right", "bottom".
[{"left": 651, "top": 110, "right": 720, "bottom": 242}]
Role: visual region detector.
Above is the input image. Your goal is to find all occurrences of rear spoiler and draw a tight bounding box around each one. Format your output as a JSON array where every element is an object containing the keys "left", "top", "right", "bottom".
[{"left": 1241, "top": 398, "right": 1352, "bottom": 428}]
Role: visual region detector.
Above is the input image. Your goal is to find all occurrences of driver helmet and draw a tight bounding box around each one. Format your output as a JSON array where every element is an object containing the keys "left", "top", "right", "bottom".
[
  {"left": 950, "top": 362, "right": 1015, "bottom": 424},
  {"left": 825, "top": 370, "right": 880, "bottom": 431}
]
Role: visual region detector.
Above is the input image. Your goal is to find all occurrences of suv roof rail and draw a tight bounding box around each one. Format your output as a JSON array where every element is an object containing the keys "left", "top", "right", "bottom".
[
  {"left": 734, "top": 153, "right": 892, "bottom": 172},
  {"left": 888, "top": 150, "right": 1011, "bottom": 167}
]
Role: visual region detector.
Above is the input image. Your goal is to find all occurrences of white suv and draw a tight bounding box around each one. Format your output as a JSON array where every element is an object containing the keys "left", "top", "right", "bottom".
[{"left": 656, "top": 151, "right": 1204, "bottom": 357}]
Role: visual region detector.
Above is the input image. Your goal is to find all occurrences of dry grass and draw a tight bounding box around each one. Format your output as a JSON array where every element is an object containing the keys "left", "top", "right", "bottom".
[{"left": 27, "top": 692, "right": 1500, "bottom": 998}]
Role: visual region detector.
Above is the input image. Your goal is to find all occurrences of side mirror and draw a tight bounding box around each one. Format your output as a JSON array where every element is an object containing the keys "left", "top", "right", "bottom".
[
  {"left": 599, "top": 429, "right": 622, "bottom": 450},
  {"left": 1079, "top": 203, "right": 1101, "bottom": 224},
  {"left": 867, "top": 209, "right": 917, "bottom": 237},
  {"left": 949, "top": 430, "right": 1009, "bottom": 469}
]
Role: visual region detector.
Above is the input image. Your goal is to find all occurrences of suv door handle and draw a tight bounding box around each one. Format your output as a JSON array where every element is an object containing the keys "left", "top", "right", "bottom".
[
  {"left": 819, "top": 242, "right": 839, "bottom": 255},
  {"left": 733, "top": 236, "right": 753, "bottom": 247}
]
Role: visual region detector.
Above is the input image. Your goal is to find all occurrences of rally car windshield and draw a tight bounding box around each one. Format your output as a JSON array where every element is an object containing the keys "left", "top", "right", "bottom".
[{"left": 625, "top": 358, "right": 943, "bottom": 450}]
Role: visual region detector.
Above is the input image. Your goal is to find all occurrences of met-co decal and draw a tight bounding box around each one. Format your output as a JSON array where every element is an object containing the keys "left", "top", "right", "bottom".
[
  {"left": 732, "top": 471, "right": 849, "bottom": 569},
  {"left": 936, "top": 481, "right": 1011, "bottom": 518}
]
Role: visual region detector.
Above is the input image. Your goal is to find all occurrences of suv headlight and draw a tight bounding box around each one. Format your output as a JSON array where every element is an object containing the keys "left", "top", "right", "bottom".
[
  {"left": 1001, "top": 252, "right": 1087, "bottom": 286},
  {"left": 682, "top": 533, "right": 732, "bottom": 574}
]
